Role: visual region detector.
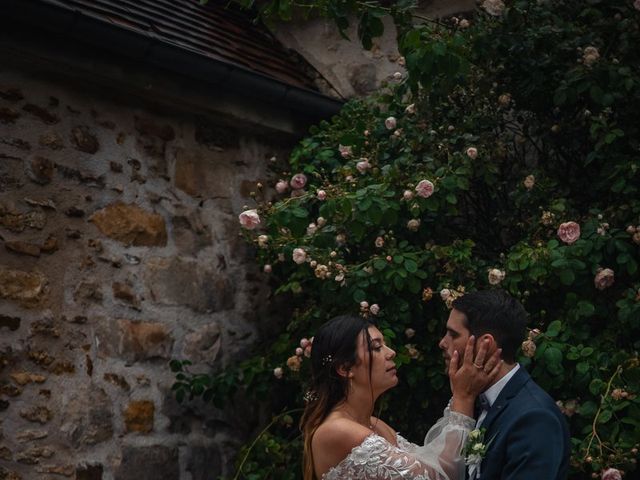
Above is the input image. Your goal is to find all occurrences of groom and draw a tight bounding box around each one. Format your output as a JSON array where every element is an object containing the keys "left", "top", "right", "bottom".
[{"left": 439, "top": 290, "right": 570, "bottom": 480}]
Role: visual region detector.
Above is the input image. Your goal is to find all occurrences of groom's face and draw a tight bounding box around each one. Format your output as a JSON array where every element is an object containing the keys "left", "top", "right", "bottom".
[{"left": 439, "top": 309, "right": 471, "bottom": 370}]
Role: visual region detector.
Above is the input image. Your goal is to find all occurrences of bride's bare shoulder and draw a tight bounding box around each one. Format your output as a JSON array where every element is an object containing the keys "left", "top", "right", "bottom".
[
  {"left": 313, "top": 417, "right": 373, "bottom": 454},
  {"left": 312, "top": 418, "right": 377, "bottom": 478}
]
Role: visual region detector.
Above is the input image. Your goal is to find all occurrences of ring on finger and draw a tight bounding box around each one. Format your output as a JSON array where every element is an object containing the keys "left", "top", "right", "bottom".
[{"left": 473, "top": 362, "right": 483, "bottom": 369}]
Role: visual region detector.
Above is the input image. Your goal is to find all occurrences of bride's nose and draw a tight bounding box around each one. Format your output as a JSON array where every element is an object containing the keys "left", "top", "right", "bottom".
[{"left": 385, "top": 346, "right": 396, "bottom": 359}]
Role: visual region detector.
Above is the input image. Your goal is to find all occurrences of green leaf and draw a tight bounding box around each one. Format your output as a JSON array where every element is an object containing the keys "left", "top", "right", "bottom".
[
  {"left": 404, "top": 259, "right": 418, "bottom": 272},
  {"left": 546, "top": 320, "right": 562, "bottom": 337}
]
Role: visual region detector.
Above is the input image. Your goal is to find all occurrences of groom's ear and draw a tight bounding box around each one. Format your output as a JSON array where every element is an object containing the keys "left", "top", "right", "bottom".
[{"left": 478, "top": 334, "right": 498, "bottom": 355}]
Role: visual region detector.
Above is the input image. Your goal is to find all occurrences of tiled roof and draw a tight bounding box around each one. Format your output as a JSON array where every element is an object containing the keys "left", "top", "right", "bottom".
[{"left": 37, "top": 0, "right": 320, "bottom": 91}]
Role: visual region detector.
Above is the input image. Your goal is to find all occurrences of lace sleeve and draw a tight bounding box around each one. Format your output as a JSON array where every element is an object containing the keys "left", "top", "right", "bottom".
[
  {"left": 412, "top": 407, "right": 475, "bottom": 480},
  {"left": 323, "top": 433, "right": 455, "bottom": 480}
]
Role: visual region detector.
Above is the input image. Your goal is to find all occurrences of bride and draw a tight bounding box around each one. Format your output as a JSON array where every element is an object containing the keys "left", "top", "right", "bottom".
[{"left": 300, "top": 315, "right": 502, "bottom": 480}]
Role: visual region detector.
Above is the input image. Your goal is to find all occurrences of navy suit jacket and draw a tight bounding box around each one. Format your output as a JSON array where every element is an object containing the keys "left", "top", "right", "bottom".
[{"left": 478, "top": 367, "right": 570, "bottom": 480}]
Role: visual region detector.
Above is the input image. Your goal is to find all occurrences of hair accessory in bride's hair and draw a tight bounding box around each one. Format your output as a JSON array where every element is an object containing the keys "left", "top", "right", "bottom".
[
  {"left": 322, "top": 354, "right": 333, "bottom": 366},
  {"left": 303, "top": 389, "right": 319, "bottom": 403}
]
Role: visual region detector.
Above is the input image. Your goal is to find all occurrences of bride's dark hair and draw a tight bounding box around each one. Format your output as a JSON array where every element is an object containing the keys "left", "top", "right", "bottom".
[{"left": 299, "top": 315, "right": 374, "bottom": 480}]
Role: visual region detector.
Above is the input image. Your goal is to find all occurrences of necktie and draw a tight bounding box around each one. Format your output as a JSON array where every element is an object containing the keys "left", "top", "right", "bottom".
[
  {"left": 476, "top": 393, "right": 490, "bottom": 428},
  {"left": 475, "top": 394, "right": 489, "bottom": 418}
]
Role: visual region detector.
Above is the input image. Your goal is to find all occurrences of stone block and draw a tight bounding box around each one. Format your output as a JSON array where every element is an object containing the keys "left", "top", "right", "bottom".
[
  {"left": 171, "top": 212, "right": 212, "bottom": 254},
  {"left": 63, "top": 387, "right": 113, "bottom": 446},
  {"left": 134, "top": 116, "right": 175, "bottom": 141},
  {"left": 15, "top": 445, "right": 54, "bottom": 464},
  {"left": 0, "top": 206, "right": 46, "bottom": 232},
  {"left": 0, "top": 466, "right": 21, "bottom": 480},
  {"left": 89, "top": 202, "right": 167, "bottom": 246},
  {"left": 0, "top": 445, "right": 11, "bottom": 460},
  {"left": 73, "top": 280, "right": 103, "bottom": 304},
  {"left": 183, "top": 322, "right": 222, "bottom": 365},
  {"left": 173, "top": 148, "right": 234, "bottom": 198},
  {"left": 26, "top": 156, "right": 55, "bottom": 184},
  {"left": 0, "top": 107, "right": 19, "bottom": 124},
  {"left": 114, "top": 446, "right": 179, "bottom": 480},
  {"left": 0, "top": 267, "right": 47, "bottom": 306},
  {"left": 4, "top": 240, "right": 41, "bottom": 257},
  {"left": 123, "top": 400, "right": 154, "bottom": 433},
  {"left": 19, "top": 406, "right": 53, "bottom": 424},
  {"left": 36, "top": 464, "right": 74, "bottom": 476},
  {"left": 71, "top": 126, "right": 99, "bottom": 153},
  {"left": 119, "top": 319, "right": 173, "bottom": 362},
  {"left": 39, "top": 132, "right": 64, "bottom": 150},
  {"left": 145, "top": 257, "right": 234, "bottom": 313},
  {"left": 112, "top": 282, "right": 139, "bottom": 306},
  {"left": 10, "top": 372, "right": 46, "bottom": 386},
  {"left": 23, "top": 104, "right": 59, "bottom": 124},
  {"left": 16, "top": 429, "right": 48, "bottom": 443}
]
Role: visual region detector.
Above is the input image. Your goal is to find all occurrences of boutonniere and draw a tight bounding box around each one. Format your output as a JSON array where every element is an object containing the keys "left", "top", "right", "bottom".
[{"left": 463, "top": 428, "right": 494, "bottom": 480}]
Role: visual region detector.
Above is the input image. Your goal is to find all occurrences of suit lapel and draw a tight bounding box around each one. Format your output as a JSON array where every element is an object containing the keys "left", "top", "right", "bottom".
[{"left": 481, "top": 367, "right": 531, "bottom": 433}]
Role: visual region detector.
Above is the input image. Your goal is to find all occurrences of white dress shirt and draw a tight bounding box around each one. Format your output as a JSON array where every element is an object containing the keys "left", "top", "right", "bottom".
[{"left": 473, "top": 363, "right": 520, "bottom": 479}]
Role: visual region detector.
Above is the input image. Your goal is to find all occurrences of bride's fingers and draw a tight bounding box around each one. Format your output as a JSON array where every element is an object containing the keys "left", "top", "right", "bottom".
[
  {"left": 448, "top": 350, "right": 460, "bottom": 378},
  {"left": 462, "top": 335, "right": 476, "bottom": 367},
  {"left": 473, "top": 337, "right": 490, "bottom": 367},
  {"left": 483, "top": 348, "right": 502, "bottom": 374},
  {"left": 485, "top": 349, "right": 503, "bottom": 381}
]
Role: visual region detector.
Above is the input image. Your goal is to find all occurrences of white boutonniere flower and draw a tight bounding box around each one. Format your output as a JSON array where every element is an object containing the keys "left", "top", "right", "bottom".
[{"left": 463, "top": 428, "right": 494, "bottom": 480}]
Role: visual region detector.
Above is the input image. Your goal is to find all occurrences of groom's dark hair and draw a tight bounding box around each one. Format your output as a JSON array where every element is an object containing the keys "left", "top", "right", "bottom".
[{"left": 452, "top": 290, "right": 528, "bottom": 363}]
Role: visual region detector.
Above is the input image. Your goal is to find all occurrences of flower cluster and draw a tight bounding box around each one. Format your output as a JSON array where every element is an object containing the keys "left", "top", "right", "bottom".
[{"left": 276, "top": 337, "right": 313, "bottom": 378}]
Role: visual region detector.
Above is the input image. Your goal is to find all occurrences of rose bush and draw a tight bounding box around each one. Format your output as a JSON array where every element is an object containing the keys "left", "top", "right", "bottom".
[{"left": 175, "top": 1, "right": 640, "bottom": 478}]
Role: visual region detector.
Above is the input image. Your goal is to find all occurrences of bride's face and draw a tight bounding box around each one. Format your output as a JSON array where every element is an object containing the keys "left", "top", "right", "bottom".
[
  {"left": 350, "top": 326, "right": 398, "bottom": 396},
  {"left": 439, "top": 309, "right": 471, "bottom": 370}
]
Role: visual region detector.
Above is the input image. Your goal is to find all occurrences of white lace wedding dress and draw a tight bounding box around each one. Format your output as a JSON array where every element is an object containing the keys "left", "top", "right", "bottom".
[{"left": 322, "top": 407, "right": 475, "bottom": 480}]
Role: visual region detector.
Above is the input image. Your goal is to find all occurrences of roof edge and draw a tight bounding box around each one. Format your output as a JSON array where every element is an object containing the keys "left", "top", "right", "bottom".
[{"left": 2, "top": 0, "right": 344, "bottom": 121}]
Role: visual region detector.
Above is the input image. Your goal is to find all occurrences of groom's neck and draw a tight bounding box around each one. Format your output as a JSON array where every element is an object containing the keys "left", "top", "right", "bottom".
[{"left": 485, "top": 361, "right": 517, "bottom": 390}]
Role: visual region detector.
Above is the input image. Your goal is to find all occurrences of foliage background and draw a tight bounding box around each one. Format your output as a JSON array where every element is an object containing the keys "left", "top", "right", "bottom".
[{"left": 176, "top": 1, "right": 640, "bottom": 478}]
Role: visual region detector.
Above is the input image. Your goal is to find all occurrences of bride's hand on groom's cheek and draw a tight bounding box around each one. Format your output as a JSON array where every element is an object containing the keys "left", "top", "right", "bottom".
[{"left": 449, "top": 336, "right": 503, "bottom": 399}]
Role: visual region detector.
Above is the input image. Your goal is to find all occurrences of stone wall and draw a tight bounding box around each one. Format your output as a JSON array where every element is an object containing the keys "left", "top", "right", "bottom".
[{"left": 0, "top": 46, "right": 301, "bottom": 479}]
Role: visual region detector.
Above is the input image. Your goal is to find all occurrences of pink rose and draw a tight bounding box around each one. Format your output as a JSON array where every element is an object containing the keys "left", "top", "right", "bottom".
[
  {"left": 407, "top": 219, "right": 420, "bottom": 231},
  {"left": 300, "top": 338, "right": 310, "bottom": 348},
  {"left": 403, "top": 190, "right": 414, "bottom": 201},
  {"left": 601, "top": 468, "right": 622, "bottom": 480},
  {"left": 290, "top": 173, "right": 307, "bottom": 190},
  {"left": 405, "top": 328, "right": 415, "bottom": 338},
  {"left": 375, "top": 236, "right": 385, "bottom": 248},
  {"left": 521, "top": 340, "right": 536, "bottom": 358},
  {"left": 273, "top": 367, "right": 283, "bottom": 379},
  {"left": 557, "top": 221, "right": 581, "bottom": 244},
  {"left": 238, "top": 209, "right": 260, "bottom": 230},
  {"left": 317, "top": 190, "right": 327, "bottom": 200},
  {"left": 594, "top": 268, "right": 614, "bottom": 290},
  {"left": 295, "top": 347, "right": 304, "bottom": 357},
  {"left": 292, "top": 248, "right": 307, "bottom": 265},
  {"left": 523, "top": 174, "right": 535, "bottom": 190},
  {"left": 466, "top": 147, "right": 478, "bottom": 159},
  {"left": 498, "top": 93, "right": 511, "bottom": 107},
  {"left": 385, "top": 116, "right": 397, "bottom": 130},
  {"left": 338, "top": 144, "right": 352, "bottom": 158},
  {"left": 263, "top": 264, "right": 272, "bottom": 273},
  {"left": 415, "top": 179, "right": 434, "bottom": 198},
  {"left": 275, "top": 180, "right": 288, "bottom": 194},
  {"left": 356, "top": 159, "right": 371, "bottom": 174},
  {"left": 488, "top": 268, "right": 505, "bottom": 285},
  {"left": 369, "top": 304, "right": 380, "bottom": 316}
]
